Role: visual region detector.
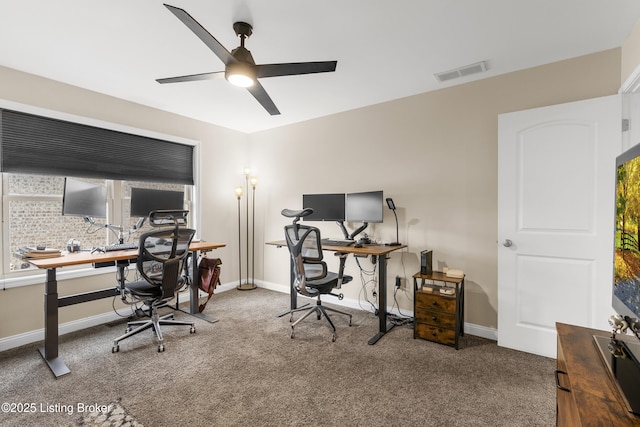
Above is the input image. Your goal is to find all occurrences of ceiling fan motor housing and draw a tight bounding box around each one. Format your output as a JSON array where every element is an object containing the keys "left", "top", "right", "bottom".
[
  {"left": 226, "top": 46, "right": 258, "bottom": 85},
  {"left": 233, "top": 21, "right": 253, "bottom": 38}
]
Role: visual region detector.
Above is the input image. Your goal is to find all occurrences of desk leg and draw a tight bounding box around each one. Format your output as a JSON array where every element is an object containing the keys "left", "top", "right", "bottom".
[
  {"left": 38, "top": 268, "right": 70, "bottom": 378},
  {"left": 459, "top": 279, "right": 465, "bottom": 337},
  {"left": 368, "top": 254, "right": 396, "bottom": 345}
]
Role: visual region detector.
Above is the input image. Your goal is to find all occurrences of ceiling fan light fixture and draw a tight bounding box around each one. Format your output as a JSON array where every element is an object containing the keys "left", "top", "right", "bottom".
[{"left": 226, "top": 61, "right": 257, "bottom": 87}]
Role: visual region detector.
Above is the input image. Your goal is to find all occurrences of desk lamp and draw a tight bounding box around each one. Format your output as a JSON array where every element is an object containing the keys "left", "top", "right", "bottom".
[{"left": 385, "top": 198, "right": 401, "bottom": 246}]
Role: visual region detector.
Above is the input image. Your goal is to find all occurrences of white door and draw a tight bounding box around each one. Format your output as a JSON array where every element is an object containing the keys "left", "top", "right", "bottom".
[{"left": 498, "top": 95, "right": 621, "bottom": 358}]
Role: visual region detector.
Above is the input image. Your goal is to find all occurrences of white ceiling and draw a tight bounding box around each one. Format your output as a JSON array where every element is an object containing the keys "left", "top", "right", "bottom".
[{"left": 2, "top": 1, "right": 640, "bottom": 134}]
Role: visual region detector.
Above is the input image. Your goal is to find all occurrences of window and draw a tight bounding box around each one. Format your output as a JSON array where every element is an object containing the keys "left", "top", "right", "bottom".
[
  {"left": 3, "top": 173, "right": 193, "bottom": 274},
  {"left": 0, "top": 106, "right": 198, "bottom": 281}
]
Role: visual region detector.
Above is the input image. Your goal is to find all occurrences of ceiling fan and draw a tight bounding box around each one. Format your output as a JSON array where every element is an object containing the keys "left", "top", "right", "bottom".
[{"left": 157, "top": 4, "right": 338, "bottom": 115}]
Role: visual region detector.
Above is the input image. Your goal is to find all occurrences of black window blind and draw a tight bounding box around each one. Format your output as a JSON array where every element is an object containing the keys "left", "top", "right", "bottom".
[{"left": 0, "top": 109, "right": 194, "bottom": 185}]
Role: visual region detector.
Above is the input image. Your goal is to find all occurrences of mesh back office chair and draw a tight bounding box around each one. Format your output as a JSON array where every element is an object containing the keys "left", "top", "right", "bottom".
[
  {"left": 112, "top": 211, "right": 196, "bottom": 353},
  {"left": 282, "top": 208, "right": 353, "bottom": 341}
]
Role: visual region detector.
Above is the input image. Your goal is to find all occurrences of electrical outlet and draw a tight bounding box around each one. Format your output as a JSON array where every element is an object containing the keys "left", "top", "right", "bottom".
[{"left": 395, "top": 276, "right": 401, "bottom": 288}]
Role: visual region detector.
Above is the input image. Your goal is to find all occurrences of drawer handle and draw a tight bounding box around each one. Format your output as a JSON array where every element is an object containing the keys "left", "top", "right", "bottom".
[
  {"left": 554, "top": 370, "right": 571, "bottom": 392},
  {"left": 431, "top": 316, "right": 437, "bottom": 321},
  {"left": 432, "top": 301, "right": 438, "bottom": 306}
]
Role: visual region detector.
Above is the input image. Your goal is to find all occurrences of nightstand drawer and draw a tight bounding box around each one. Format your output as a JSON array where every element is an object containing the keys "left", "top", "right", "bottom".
[
  {"left": 415, "top": 291, "right": 456, "bottom": 313},
  {"left": 415, "top": 309, "right": 456, "bottom": 329},
  {"left": 415, "top": 323, "right": 456, "bottom": 345}
]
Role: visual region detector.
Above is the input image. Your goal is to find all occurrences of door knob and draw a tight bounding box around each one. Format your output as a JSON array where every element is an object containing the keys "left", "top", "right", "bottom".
[{"left": 503, "top": 239, "right": 513, "bottom": 247}]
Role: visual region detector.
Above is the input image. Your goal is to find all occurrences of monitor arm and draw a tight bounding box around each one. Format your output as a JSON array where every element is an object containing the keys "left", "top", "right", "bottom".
[
  {"left": 350, "top": 222, "right": 369, "bottom": 241},
  {"left": 335, "top": 220, "right": 369, "bottom": 241},
  {"left": 336, "top": 221, "right": 350, "bottom": 239},
  {"left": 84, "top": 216, "right": 144, "bottom": 243}
]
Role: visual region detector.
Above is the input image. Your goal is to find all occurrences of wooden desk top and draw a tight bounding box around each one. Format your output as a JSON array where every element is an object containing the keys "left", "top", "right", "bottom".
[
  {"left": 266, "top": 240, "right": 406, "bottom": 256},
  {"left": 413, "top": 271, "right": 465, "bottom": 284},
  {"left": 27, "top": 241, "right": 226, "bottom": 270}
]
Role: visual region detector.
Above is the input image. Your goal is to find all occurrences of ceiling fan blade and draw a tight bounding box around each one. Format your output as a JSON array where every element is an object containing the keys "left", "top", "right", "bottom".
[
  {"left": 164, "top": 4, "right": 235, "bottom": 65},
  {"left": 256, "top": 61, "right": 337, "bottom": 78},
  {"left": 246, "top": 82, "right": 280, "bottom": 115},
  {"left": 156, "top": 71, "right": 225, "bottom": 84}
]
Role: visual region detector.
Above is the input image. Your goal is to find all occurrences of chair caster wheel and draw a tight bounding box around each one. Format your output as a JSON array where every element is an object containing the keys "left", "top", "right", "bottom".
[
  {"left": 125, "top": 327, "right": 131, "bottom": 333},
  {"left": 190, "top": 326, "right": 196, "bottom": 334},
  {"left": 332, "top": 334, "right": 337, "bottom": 342},
  {"left": 112, "top": 345, "right": 119, "bottom": 353},
  {"left": 290, "top": 328, "right": 295, "bottom": 339},
  {"left": 158, "top": 344, "right": 165, "bottom": 352}
]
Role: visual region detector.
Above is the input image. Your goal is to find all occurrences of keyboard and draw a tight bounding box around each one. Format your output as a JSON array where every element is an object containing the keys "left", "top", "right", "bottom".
[
  {"left": 104, "top": 242, "right": 138, "bottom": 252},
  {"left": 321, "top": 239, "right": 354, "bottom": 247}
]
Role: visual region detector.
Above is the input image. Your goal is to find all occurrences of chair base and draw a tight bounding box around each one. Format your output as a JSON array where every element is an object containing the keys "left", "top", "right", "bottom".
[
  {"left": 112, "top": 311, "right": 195, "bottom": 353},
  {"left": 289, "top": 300, "right": 352, "bottom": 342}
]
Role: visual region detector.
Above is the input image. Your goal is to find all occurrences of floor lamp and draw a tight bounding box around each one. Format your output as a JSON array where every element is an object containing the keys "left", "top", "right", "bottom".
[
  {"left": 235, "top": 186, "right": 244, "bottom": 289},
  {"left": 238, "top": 168, "right": 257, "bottom": 290},
  {"left": 250, "top": 176, "right": 258, "bottom": 288}
]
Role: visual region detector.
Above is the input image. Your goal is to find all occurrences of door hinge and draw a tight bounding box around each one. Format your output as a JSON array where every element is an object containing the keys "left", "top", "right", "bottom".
[{"left": 623, "top": 118, "right": 630, "bottom": 132}]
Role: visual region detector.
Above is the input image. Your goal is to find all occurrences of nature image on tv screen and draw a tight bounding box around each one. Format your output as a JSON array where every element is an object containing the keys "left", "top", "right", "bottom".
[{"left": 615, "top": 156, "right": 640, "bottom": 318}]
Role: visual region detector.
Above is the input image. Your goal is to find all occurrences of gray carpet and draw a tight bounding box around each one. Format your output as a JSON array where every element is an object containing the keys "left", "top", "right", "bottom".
[{"left": 0, "top": 288, "right": 556, "bottom": 426}]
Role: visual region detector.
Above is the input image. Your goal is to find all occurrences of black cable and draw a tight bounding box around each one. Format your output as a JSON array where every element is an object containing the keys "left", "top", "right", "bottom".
[
  {"left": 384, "top": 285, "right": 413, "bottom": 327},
  {"left": 355, "top": 256, "right": 378, "bottom": 314}
]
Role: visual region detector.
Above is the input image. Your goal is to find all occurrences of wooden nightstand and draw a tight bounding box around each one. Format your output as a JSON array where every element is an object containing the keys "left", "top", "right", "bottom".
[{"left": 413, "top": 271, "right": 465, "bottom": 349}]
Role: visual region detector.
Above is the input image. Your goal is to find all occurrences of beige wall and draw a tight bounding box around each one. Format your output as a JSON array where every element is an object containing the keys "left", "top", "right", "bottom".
[
  {"left": 622, "top": 18, "right": 640, "bottom": 83},
  {"left": 0, "top": 46, "right": 624, "bottom": 343},
  {"left": 251, "top": 48, "right": 622, "bottom": 330}
]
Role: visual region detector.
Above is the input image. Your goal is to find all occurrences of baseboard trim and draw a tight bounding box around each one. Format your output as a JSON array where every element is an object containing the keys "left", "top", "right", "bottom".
[
  {"left": 257, "top": 280, "right": 499, "bottom": 342},
  {"left": 0, "top": 280, "right": 498, "bottom": 351},
  {"left": 0, "top": 309, "right": 132, "bottom": 352}
]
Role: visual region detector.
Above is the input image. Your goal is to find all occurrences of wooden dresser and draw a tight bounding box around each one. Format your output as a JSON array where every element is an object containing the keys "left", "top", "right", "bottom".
[
  {"left": 556, "top": 322, "right": 640, "bottom": 426},
  {"left": 413, "top": 271, "right": 464, "bottom": 349}
]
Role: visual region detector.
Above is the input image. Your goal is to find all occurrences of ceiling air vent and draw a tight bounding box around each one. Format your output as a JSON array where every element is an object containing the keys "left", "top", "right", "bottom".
[{"left": 434, "top": 61, "right": 487, "bottom": 83}]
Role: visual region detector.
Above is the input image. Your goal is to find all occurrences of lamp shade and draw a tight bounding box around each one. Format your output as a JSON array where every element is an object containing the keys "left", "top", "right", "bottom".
[{"left": 226, "top": 61, "right": 257, "bottom": 87}]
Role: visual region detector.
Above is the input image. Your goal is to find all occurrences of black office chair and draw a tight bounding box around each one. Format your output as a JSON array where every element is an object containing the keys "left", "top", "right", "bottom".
[
  {"left": 112, "top": 211, "right": 196, "bottom": 353},
  {"left": 282, "top": 208, "right": 353, "bottom": 341}
]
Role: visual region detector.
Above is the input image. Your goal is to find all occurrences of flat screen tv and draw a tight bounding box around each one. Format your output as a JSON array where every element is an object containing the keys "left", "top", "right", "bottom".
[
  {"left": 600, "top": 142, "right": 640, "bottom": 414},
  {"left": 62, "top": 177, "right": 107, "bottom": 218},
  {"left": 346, "top": 190, "right": 383, "bottom": 223},
  {"left": 614, "top": 143, "right": 640, "bottom": 324},
  {"left": 130, "top": 187, "right": 184, "bottom": 218},
  {"left": 302, "top": 193, "right": 345, "bottom": 221}
]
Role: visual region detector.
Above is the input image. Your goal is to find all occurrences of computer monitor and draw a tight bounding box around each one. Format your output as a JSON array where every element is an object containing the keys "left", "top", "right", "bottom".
[
  {"left": 130, "top": 187, "right": 185, "bottom": 218},
  {"left": 346, "top": 190, "right": 384, "bottom": 223},
  {"left": 302, "top": 193, "right": 346, "bottom": 221},
  {"left": 62, "top": 177, "right": 107, "bottom": 218}
]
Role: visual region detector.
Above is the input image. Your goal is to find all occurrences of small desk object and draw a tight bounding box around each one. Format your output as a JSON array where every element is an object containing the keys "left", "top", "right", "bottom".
[
  {"left": 268, "top": 240, "right": 406, "bottom": 345},
  {"left": 28, "top": 241, "right": 225, "bottom": 378},
  {"left": 412, "top": 271, "right": 465, "bottom": 349}
]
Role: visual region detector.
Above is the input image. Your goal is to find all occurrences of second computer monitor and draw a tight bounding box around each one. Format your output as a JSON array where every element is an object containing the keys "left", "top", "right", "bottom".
[
  {"left": 130, "top": 187, "right": 185, "bottom": 218},
  {"left": 302, "top": 193, "right": 346, "bottom": 221},
  {"left": 346, "top": 190, "right": 384, "bottom": 223}
]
